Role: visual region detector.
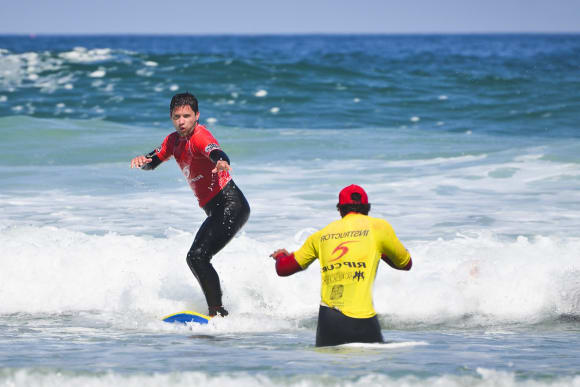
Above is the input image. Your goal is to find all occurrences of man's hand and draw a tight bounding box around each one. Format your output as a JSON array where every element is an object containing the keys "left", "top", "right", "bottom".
[
  {"left": 270, "top": 249, "right": 302, "bottom": 276},
  {"left": 270, "top": 249, "right": 290, "bottom": 260},
  {"left": 130, "top": 155, "right": 152, "bottom": 169},
  {"left": 212, "top": 160, "right": 232, "bottom": 174}
]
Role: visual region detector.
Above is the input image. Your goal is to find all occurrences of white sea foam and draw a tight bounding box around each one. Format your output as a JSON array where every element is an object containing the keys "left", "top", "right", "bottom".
[
  {"left": 59, "top": 47, "right": 113, "bottom": 63},
  {"left": 2, "top": 368, "right": 579, "bottom": 387},
  {"left": 136, "top": 68, "right": 154, "bottom": 77},
  {"left": 0, "top": 51, "right": 64, "bottom": 88},
  {"left": 337, "top": 341, "right": 428, "bottom": 349},
  {"left": 1, "top": 224, "right": 578, "bottom": 330},
  {"left": 379, "top": 232, "right": 580, "bottom": 323},
  {"left": 254, "top": 89, "right": 268, "bottom": 97},
  {"left": 0, "top": 224, "right": 312, "bottom": 332},
  {"left": 383, "top": 153, "right": 488, "bottom": 167},
  {"left": 89, "top": 68, "right": 107, "bottom": 78}
]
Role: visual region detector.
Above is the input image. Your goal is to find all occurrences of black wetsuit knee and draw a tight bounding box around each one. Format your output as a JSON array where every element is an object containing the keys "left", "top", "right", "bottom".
[
  {"left": 315, "top": 305, "right": 384, "bottom": 347},
  {"left": 186, "top": 246, "right": 209, "bottom": 279},
  {"left": 186, "top": 248, "right": 223, "bottom": 307}
]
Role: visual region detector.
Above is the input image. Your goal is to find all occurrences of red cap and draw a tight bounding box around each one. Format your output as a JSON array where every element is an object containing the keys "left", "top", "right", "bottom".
[{"left": 338, "top": 184, "right": 368, "bottom": 205}]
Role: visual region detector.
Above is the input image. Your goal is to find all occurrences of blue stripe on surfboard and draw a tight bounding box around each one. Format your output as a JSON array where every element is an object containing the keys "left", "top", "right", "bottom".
[{"left": 162, "top": 311, "right": 212, "bottom": 324}]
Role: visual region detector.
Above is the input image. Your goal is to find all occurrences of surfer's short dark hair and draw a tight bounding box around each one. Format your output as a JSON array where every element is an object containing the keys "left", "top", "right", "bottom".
[
  {"left": 170, "top": 92, "right": 199, "bottom": 115},
  {"left": 337, "top": 203, "right": 371, "bottom": 217}
]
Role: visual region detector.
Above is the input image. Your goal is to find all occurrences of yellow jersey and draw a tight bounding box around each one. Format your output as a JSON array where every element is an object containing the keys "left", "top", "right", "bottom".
[{"left": 293, "top": 213, "right": 410, "bottom": 318}]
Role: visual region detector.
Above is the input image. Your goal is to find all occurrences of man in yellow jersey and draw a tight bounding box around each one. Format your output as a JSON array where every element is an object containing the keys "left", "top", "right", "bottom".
[{"left": 270, "top": 184, "right": 412, "bottom": 347}]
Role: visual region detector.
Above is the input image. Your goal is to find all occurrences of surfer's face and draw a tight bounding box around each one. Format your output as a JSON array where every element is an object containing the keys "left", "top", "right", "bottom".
[{"left": 171, "top": 105, "right": 199, "bottom": 137}]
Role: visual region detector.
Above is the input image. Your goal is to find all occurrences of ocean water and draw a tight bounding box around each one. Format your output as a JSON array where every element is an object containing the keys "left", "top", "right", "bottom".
[{"left": 1, "top": 34, "right": 580, "bottom": 386}]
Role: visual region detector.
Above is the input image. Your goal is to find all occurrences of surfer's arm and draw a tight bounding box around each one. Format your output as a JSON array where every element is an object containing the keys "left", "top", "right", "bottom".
[
  {"left": 209, "top": 149, "right": 232, "bottom": 173},
  {"left": 270, "top": 249, "right": 303, "bottom": 276},
  {"left": 381, "top": 254, "right": 412, "bottom": 271},
  {"left": 133, "top": 149, "right": 163, "bottom": 170}
]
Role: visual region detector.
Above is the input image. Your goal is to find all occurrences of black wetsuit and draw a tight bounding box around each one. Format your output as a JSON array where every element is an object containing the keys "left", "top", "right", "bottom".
[
  {"left": 316, "top": 305, "right": 384, "bottom": 347},
  {"left": 186, "top": 179, "right": 250, "bottom": 316}
]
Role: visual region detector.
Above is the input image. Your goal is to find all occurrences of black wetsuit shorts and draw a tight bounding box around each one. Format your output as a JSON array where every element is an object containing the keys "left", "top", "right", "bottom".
[{"left": 315, "top": 305, "right": 384, "bottom": 347}]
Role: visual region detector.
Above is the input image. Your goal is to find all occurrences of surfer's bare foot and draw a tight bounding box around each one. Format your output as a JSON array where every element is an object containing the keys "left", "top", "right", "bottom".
[{"left": 209, "top": 306, "right": 229, "bottom": 317}]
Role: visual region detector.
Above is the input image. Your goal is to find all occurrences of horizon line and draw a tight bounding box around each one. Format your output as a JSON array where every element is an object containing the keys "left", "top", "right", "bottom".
[{"left": 1, "top": 31, "right": 579, "bottom": 37}]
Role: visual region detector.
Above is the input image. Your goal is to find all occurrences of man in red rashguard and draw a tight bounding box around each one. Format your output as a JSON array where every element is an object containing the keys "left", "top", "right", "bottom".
[
  {"left": 270, "top": 185, "right": 411, "bottom": 346},
  {"left": 131, "top": 92, "right": 250, "bottom": 317}
]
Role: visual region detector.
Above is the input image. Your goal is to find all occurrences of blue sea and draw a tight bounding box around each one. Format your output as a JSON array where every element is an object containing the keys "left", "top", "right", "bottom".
[{"left": 1, "top": 34, "right": 580, "bottom": 386}]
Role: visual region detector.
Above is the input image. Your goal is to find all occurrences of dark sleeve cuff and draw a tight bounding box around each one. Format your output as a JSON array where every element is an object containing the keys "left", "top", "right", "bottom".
[
  {"left": 381, "top": 254, "right": 412, "bottom": 271},
  {"left": 209, "top": 149, "right": 230, "bottom": 164},
  {"left": 141, "top": 150, "right": 163, "bottom": 170}
]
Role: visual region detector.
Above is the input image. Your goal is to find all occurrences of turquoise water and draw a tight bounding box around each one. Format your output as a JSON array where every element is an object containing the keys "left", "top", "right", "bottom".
[{"left": 1, "top": 34, "right": 580, "bottom": 386}]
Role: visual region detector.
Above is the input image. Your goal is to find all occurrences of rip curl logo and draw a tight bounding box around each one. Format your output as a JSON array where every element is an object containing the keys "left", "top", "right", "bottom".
[
  {"left": 322, "top": 261, "right": 366, "bottom": 272},
  {"left": 204, "top": 143, "right": 220, "bottom": 154},
  {"left": 329, "top": 241, "right": 357, "bottom": 262}
]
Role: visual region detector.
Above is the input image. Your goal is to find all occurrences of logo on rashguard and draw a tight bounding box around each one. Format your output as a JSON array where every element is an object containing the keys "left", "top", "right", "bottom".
[
  {"left": 321, "top": 261, "right": 366, "bottom": 273},
  {"left": 329, "top": 241, "right": 357, "bottom": 262},
  {"left": 183, "top": 166, "right": 203, "bottom": 183},
  {"left": 322, "top": 267, "right": 367, "bottom": 285},
  {"left": 204, "top": 143, "right": 220, "bottom": 154},
  {"left": 329, "top": 284, "right": 344, "bottom": 300},
  {"left": 353, "top": 271, "right": 365, "bottom": 282}
]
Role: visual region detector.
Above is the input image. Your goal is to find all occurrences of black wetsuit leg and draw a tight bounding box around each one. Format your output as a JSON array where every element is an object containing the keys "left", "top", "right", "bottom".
[
  {"left": 186, "top": 180, "right": 250, "bottom": 314},
  {"left": 315, "top": 305, "right": 384, "bottom": 347}
]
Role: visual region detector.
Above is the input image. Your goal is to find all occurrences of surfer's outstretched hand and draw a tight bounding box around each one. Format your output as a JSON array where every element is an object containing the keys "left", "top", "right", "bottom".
[
  {"left": 270, "top": 249, "right": 290, "bottom": 260},
  {"left": 212, "top": 159, "right": 232, "bottom": 174},
  {"left": 130, "top": 155, "right": 152, "bottom": 168}
]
